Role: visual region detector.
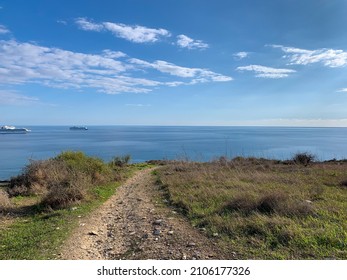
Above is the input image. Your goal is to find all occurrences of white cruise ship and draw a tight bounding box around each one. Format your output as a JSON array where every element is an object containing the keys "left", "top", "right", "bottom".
[{"left": 0, "top": 125, "right": 31, "bottom": 134}]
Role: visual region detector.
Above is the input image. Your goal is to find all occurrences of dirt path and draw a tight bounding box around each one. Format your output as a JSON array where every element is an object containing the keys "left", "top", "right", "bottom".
[{"left": 59, "top": 168, "right": 226, "bottom": 260}]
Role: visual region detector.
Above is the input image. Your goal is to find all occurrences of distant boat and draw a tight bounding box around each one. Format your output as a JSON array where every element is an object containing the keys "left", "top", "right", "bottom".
[
  {"left": 0, "top": 125, "right": 31, "bottom": 134},
  {"left": 69, "top": 126, "right": 88, "bottom": 130}
]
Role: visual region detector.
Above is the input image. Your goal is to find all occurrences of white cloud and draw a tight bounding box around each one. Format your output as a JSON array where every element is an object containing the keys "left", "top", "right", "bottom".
[
  {"left": 176, "top": 34, "right": 208, "bottom": 50},
  {"left": 233, "top": 52, "right": 248, "bottom": 60},
  {"left": 75, "top": 17, "right": 103, "bottom": 31},
  {"left": 104, "top": 22, "right": 170, "bottom": 43},
  {"left": 271, "top": 45, "right": 347, "bottom": 68},
  {"left": 0, "top": 90, "right": 39, "bottom": 105},
  {"left": 337, "top": 88, "right": 347, "bottom": 92},
  {"left": 237, "top": 64, "right": 296, "bottom": 78},
  {"left": 0, "top": 24, "right": 10, "bottom": 34},
  {"left": 75, "top": 18, "right": 171, "bottom": 43},
  {"left": 0, "top": 40, "right": 232, "bottom": 94}
]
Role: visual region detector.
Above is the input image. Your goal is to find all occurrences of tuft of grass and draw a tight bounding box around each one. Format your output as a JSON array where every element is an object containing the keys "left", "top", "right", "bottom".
[{"left": 156, "top": 157, "right": 347, "bottom": 259}]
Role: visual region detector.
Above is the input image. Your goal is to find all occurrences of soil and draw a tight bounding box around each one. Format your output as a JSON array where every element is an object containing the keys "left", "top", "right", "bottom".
[{"left": 59, "top": 168, "right": 227, "bottom": 260}]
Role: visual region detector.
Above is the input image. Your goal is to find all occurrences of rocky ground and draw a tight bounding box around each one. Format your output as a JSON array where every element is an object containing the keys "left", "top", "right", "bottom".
[{"left": 59, "top": 168, "right": 227, "bottom": 260}]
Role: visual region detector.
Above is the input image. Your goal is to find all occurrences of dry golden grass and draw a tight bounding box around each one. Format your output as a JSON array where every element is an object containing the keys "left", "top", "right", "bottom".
[{"left": 0, "top": 188, "right": 11, "bottom": 211}]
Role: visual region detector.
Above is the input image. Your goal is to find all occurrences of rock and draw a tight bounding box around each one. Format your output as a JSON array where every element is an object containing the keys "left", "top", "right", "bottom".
[
  {"left": 187, "top": 242, "right": 196, "bottom": 247},
  {"left": 142, "top": 233, "right": 149, "bottom": 239},
  {"left": 212, "top": 232, "right": 219, "bottom": 237},
  {"left": 153, "top": 229, "right": 161, "bottom": 236},
  {"left": 305, "top": 200, "right": 313, "bottom": 204},
  {"left": 71, "top": 207, "right": 78, "bottom": 211},
  {"left": 153, "top": 219, "right": 163, "bottom": 226},
  {"left": 167, "top": 231, "right": 174, "bottom": 235},
  {"left": 88, "top": 231, "right": 98, "bottom": 236},
  {"left": 182, "top": 254, "right": 187, "bottom": 260},
  {"left": 129, "top": 231, "right": 136, "bottom": 235}
]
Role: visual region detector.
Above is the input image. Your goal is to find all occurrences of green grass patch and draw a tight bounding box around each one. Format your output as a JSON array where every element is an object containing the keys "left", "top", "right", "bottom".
[{"left": 0, "top": 181, "right": 121, "bottom": 260}]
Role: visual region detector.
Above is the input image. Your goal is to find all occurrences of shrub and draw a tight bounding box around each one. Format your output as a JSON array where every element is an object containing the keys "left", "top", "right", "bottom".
[
  {"left": 292, "top": 152, "right": 316, "bottom": 166},
  {"left": 257, "top": 192, "right": 288, "bottom": 214},
  {"left": 7, "top": 151, "right": 119, "bottom": 209},
  {"left": 111, "top": 154, "right": 131, "bottom": 167},
  {"left": 41, "top": 171, "right": 90, "bottom": 209},
  {"left": 55, "top": 151, "right": 113, "bottom": 183},
  {"left": 220, "top": 194, "right": 258, "bottom": 215}
]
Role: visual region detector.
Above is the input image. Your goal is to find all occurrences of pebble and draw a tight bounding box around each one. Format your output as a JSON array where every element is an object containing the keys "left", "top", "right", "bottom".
[
  {"left": 167, "top": 231, "right": 174, "bottom": 235},
  {"left": 182, "top": 254, "right": 187, "bottom": 260},
  {"left": 212, "top": 232, "right": 219, "bottom": 237},
  {"left": 142, "top": 233, "right": 149, "bottom": 239},
  {"left": 129, "top": 231, "right": 136, "bottom": 235},
  {"left": 153, "top": 219, "right": 163, "bottom": 226},
  {"left": 88, "top": 231, "right": 98, "bottom": 236},
  {"left": 187, "top": 242, "right": 196, "bottom": 247},
  {"left": 153, "top": 229, "right": 161, "bottom": 236}
]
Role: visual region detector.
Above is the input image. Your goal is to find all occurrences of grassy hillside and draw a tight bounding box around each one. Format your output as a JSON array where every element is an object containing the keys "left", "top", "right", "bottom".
[{"left": 156, "top": 156, "right": 347, "bottom": 259}]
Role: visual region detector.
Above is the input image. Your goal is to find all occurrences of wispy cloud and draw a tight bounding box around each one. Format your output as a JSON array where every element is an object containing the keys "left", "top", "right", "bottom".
[
  {"left": 0, "top": 40, "right": 232, "bottom": 94},
  {"left": 233, "top": 52, "right": 249, "bottom": 60},
  {"left": 129, "top": 58, "right": 232, "bottom": 81},
  {"left": 75, "top": 18, "right": 171, "bottom": 43},
  {"left": 0, "top": 90, "right": 39, "bottom": 105},
  {"left": 0, "top": 24, "right": 10, "bottom": 34},
  {"left": 337, "top": 88, "right": 347, "bottom": 92},
  {"left": 237, "top": 64, "right": 296, "bottom": 78},
  {"left": 271, "top": 45, "right": 347, "bottom": 68},
  {"left": 57, "top": 20, "right": 67, "bottom": 26},
  {"left": 176, "top": 34, "right": 208, "bottom": 50}
]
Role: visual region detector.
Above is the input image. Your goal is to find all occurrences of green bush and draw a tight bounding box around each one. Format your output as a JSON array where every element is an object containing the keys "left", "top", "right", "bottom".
[{"left": 7, "top": 151, "right": 121, "bottom": 209}]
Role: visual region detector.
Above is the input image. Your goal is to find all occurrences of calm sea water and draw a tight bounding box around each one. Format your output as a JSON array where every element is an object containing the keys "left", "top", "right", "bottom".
[{"left": 1, "top": 126, "right": 347, "bottom": 180}]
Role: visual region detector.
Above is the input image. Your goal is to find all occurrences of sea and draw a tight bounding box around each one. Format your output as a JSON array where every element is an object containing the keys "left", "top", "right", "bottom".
[{"left": 1, "top": 126, "right": 347, "bottom": 180}]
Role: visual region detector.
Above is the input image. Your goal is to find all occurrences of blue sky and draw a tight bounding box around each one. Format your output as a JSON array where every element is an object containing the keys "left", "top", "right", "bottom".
[{"left": 0, "top": 0, "right": 347, "bottom": 126}]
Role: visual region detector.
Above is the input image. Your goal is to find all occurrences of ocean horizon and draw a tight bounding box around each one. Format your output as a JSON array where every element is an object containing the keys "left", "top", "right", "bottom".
[{"left": 1, "top": 125, "right": 347, "bottom": 180}]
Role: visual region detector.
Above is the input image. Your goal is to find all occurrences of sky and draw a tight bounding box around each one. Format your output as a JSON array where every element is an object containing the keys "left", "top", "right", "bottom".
[{"left": 0, "top": 0, "right": 347, "bottom": 126}]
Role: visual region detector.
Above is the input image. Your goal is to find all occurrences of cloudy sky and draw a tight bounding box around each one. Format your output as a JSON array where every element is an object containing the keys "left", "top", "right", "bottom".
[{"left": 0, "top": 0, "right": 347, "bottom": 126}]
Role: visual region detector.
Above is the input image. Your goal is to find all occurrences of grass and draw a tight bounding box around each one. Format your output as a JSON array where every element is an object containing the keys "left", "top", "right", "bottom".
[
  {"left": 0, "top": 152, "right": 155, "bottom": 259},
  {"left": 156, "top": 157, "right": 347, "bottom": 259}
]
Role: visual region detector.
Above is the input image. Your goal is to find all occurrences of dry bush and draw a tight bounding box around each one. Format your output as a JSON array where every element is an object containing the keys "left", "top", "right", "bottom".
[
  {"left": 257, "top": 192, "right": 288, "bottom": 214},
  {"left": 292, "top": 152, "right": 316, "bottom": 166},
  {"left": 219, "top": 194, "right": 258, "bottom": 215},
  {"left": 41, "top": 171, "right": 91, "bottom": 209},
  {"left": 0, "top": 189, "right": 11, "bottom": 211}
]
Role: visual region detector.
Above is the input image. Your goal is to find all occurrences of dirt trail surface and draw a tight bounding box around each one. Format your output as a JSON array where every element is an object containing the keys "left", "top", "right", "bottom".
[{"left": 59, "top": 168, "right": 226, "bottom": 260}]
